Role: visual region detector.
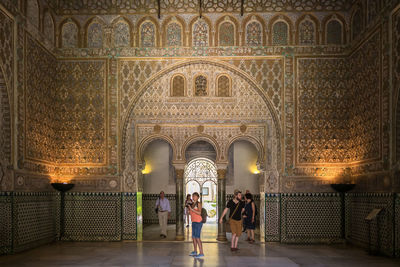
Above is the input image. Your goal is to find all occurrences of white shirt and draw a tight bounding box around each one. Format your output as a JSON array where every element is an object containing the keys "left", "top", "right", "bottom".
[{"left": 155, "top": 197, "right": 171, "bottom": 212}]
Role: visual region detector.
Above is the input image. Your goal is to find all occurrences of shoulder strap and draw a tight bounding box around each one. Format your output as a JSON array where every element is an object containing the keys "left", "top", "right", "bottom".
[{"left": 229, "top": 201, "right": 241, "bottom": 219}]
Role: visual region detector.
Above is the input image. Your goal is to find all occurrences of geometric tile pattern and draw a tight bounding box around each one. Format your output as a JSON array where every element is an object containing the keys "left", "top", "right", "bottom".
[
  {"left": 0, "top": 192, "right": 12, "bottom": 255},
  {"left": 122, "top": 192, "right": 137, "bottom": 240},
  {"left": 281, "top": 193, "right": 342, "bottom": 243},
  {"left": 12, "top": 192, "right": 58, "bottom": 253},
  {"left": 63, "top": 192, "right": 121, "bottom": 241},
  {"left": 265, "top": 193, "right": 280, "bottom": 242},
  {"left": 143, "top": 194, "right": 176, "bottom": 224},
  {"left": 345, "top": 193, "right": 394, "bottom": 257}
]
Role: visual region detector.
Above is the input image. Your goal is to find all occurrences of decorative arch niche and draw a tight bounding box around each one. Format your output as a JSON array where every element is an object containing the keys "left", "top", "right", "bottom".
[
  {"left": 162, "top": 16, "right": 186, "bottom": 47},
  {"left": 43, "top": 10, "right": 55, "bottom": 45},
  {"left": 26, "top": 0, "right": 40, "bottom": 29},
  {"left": 189, "top": 16, "right": 212, "bottom": 47},
  {"left": 322, "top": 14, "right": 346, "bottom": 45},
  {"left": 112, "top": 17, "right": 132, "bottom": 47},
  {"left": 85, "top": 17, "right": 106, "bottom": 48},
  {"left": 137, "top": 17, "right": 159, "bottom": 47},
  {"left": 216, "top": 16, "right": 238, "bottom": 46},
  {"left": 269, "top": 14, "right": 293, "bottom": 46},
  {"left": 243, "top": 15, "right": 265, "bottom": 46},
  {"left": 296, "top": 14, "right": 320, "bottom": 45},
  {"left": 59, "top": 18, "right": 80, "bottom": 48}
]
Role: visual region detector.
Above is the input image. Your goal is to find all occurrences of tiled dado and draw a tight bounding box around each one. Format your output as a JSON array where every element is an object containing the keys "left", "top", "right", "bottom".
[
  {"left": 345, "top": 193, "right": 395, "bottom": 257},
  {"left": 265, "top": 193, "right": 342, "bottom": 243},
  {"left": 63, "top": 192, "right": 137, "bottom": 241},
  {"left": 143, "top": 194, "right": 176, "bottom": 224},
  {"left": 0, "top": 192, "right": 59, "bottom": 255},
  {"left": 0, "top": 192, "right": 13, "bottom": 255},
  {"left": 265, "top": 193, "right": 280, "bottom": 242}
]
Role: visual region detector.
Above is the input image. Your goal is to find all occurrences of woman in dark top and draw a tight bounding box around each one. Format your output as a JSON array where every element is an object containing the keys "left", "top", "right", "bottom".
[
  {"left": 219, "top": 189, "right": 245, "bottom": 251},
  {"left": 243, "top": 192, "right": 256, "bottom": 243}
]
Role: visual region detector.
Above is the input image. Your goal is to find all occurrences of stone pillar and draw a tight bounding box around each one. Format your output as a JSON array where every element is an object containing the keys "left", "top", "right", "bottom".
[
  {"left": 217, "top": 168, "right": 227, "bottom": 241},
  {"left": 175, "top": 168, "right": 185, "bottom": 241}
]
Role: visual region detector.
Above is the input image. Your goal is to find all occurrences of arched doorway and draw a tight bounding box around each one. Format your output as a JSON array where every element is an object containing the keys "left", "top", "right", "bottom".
[
  {"left": 226, "top": 139, "right": 262, "bottom": 241},
  {"left": 185, "top": 158, "right": 218, "bottom": 223},
  {"left": 141, "top": 139, "right": 176, "bottom": 241}
]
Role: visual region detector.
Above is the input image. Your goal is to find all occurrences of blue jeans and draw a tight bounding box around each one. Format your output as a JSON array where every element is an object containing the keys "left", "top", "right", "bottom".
[{"left": 192, "top": 222, "right": 203, "bottom": 238}]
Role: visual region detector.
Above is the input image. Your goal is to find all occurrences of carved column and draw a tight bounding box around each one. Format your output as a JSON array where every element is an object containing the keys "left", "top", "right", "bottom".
[
  {"left": 175, "top": 168, "right": 185, "bottom": 241},
  {"left": 216, "top": 168, "right": 227, "bottom": 241}
]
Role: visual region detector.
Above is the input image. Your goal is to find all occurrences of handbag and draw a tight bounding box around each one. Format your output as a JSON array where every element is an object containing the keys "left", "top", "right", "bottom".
[
  {"left": 155, "top": 198, "right": 159, "bottom": 213},
  {"left": 225, "top": 201, "right": 240, "bottom": 233}
]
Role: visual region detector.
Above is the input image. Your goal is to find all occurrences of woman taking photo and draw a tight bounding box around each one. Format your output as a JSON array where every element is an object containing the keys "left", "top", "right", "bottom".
[
  {"left": 188, "top": 192, "right": 204, "bottom": 258},
  {"left": 219, "top": 189, "right": 245, "bottom": 251}
]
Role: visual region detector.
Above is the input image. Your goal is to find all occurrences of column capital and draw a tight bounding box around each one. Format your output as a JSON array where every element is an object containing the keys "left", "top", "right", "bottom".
[
  {"left": 175, "top": 169, "right": 184, "bottom": 179},
  {"left": 217, "top": 169, "right": 227, "bottom": 179}
]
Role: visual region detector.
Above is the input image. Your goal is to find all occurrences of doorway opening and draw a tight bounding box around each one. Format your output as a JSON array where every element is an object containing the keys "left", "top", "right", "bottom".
[
  {"left": 185, "top": 158, "right": 218, "bottom": 222},
  {"left": 142, "top": 139, "right": 176, "bottom": 241}
]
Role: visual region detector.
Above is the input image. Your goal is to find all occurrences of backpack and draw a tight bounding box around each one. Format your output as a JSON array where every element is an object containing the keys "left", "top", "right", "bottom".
[{"left": 201, "top": 208, "right": 208, "bottom": 223}]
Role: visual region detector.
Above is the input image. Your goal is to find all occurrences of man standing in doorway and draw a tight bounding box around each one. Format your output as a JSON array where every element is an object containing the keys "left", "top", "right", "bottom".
[{"left": 155, "top": 191, "right": 171, "bottom": 238}]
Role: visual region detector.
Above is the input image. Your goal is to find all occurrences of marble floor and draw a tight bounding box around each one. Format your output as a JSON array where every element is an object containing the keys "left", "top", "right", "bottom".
[
  {"left": 143, "top": 222, "right": 259, "bottom": 242},
  {"left": 1, "top": 239, "right": 400, "bottom": 267}
]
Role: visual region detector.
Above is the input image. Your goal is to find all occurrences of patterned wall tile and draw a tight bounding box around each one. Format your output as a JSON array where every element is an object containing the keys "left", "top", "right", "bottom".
[
  {"left": 345, "top": 193, "right": 394, "bottom": 257},
  {"left": 0, "top": 192, "right": 12, "bottom": 255},
  {"left": 281, "top": 193, "right": 342, "bottom": 243},
  {"left": 63, "top": 192, "right": 121, "bottom": 241},
  {"left": 143, "top": 194, "right": 176, "bottom": 224},
  {"left": 12, "top": 192, "right": 58, "bottom": 253},
  {"left": 265, "top": 193, "right": 280, "bottom": 242},
  {"left": 122, "top": 192, "right": 137, "bottom": 240}
]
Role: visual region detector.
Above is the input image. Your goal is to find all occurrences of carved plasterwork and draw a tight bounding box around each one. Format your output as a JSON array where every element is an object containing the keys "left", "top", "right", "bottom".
[
  {"left": 120, "top": 59, "right": 281, "bottom": 192},
  {"left": 25, "top": 35, "right": 58, "bottom": 164},
  {"left": 0, "top": 14, "right": 13, "bottom": 189},
  {"left": 54, "top": 0, "right": 353, "bottom": 15}
]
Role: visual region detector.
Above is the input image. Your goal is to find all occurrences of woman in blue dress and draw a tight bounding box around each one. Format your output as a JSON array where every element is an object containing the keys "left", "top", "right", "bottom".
[{"left": 243, "top": 192, "right": 256, "bottom": 243}]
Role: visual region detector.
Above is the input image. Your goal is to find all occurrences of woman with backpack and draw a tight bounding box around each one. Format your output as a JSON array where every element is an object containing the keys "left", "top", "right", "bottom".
[{"left": 188, "top": 192, "right": 204, "bottom": 258}]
